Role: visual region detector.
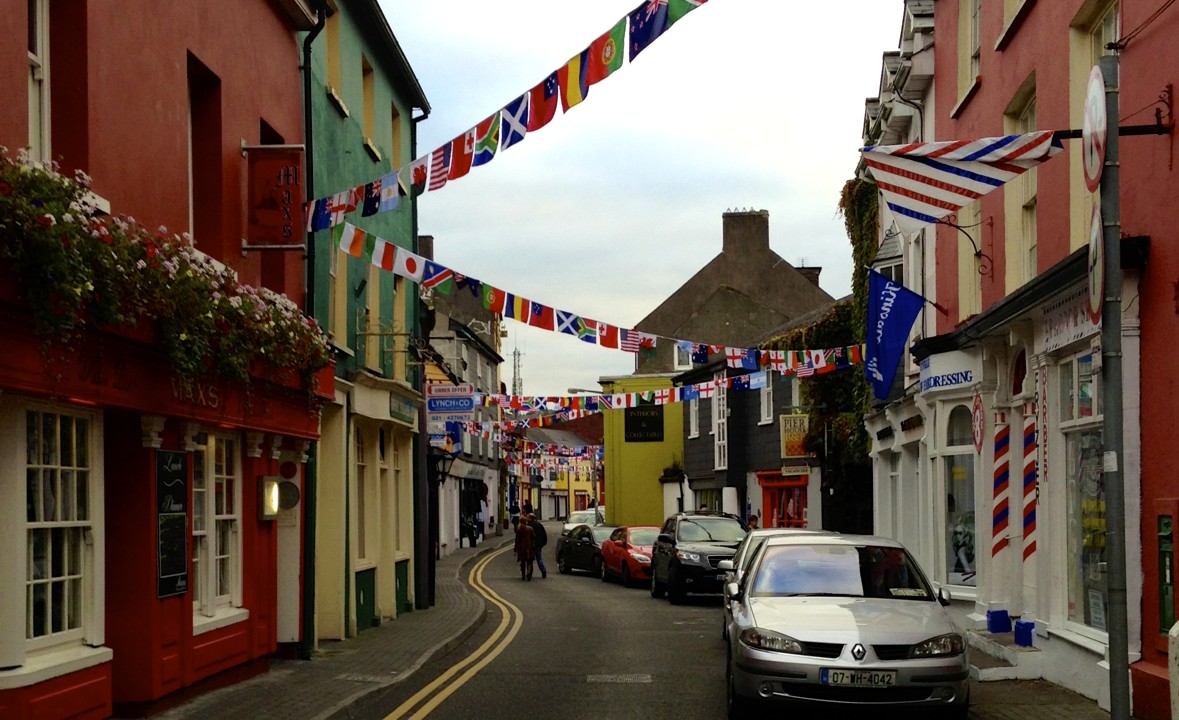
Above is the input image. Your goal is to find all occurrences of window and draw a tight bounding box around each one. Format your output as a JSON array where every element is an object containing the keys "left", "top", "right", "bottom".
[
  {"left": 956, "top": 0, "right": 982, "bottom": 108},
  {"left": 324, "top": 3, "right": 347, "bottom": 115},
  {"left": 393, "top": 277, "right": 406, "bottom": 380},
  {"left": 361, "top": 56, "right": 378, "bottom": 159},
  {"left": 1015, "top": 97, "right": 1039, "bottom": 285},
  {"left": 27, "top": 0, "right": 50, "bottom": 162},
  {"left": 365, "top": 264, "right": 381, "bottom": 370},
  {"left": 943, "top": 405, "right": 977, "bottom": 587},
  {"left": 391, "top": 104, "right": 403, "bottom": 168},
  {"left": 674, "top": 343, "right": 692, "bottom": 371},
  {"left": 192, "top": 433, "right": 241, "bottom": 618},
  {"left": 688, "top": 398, "right": 699, "bottom": 438},
  {"left": 392, "top": 440, "right": 403, "bottom": 553},
  {"left": 1091, "top": 2, "right": 1119, "bottom": 64},
  {"left": 759, "top": 375, "right": 773, "bottom": 424},
  {"left": 355, "top": 429, "right": 368, "bottom": 561},
  {"left": 970, "top": 0, "right": 982, "bottom": 78},
  {"left": 958, "top": 202, "right": 983, "bottom": 320},
  {"left": 25, "top": 408, "right": 96, "bottom": 650},
  {"left": 713, "top": 372, "right": 728, "bottom": 470}
]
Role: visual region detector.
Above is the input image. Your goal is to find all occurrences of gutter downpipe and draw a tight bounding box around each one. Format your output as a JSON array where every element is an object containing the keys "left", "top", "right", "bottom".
[
  {"left": 410, "top": 106, "right": 433, "bottom": 609},
  {"left": 299, "top": 2, "right": 326, "bottom": 661}
]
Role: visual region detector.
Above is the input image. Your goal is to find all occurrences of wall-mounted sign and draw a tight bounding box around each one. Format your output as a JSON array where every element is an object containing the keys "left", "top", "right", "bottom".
[
  {"left": 780, "top": 414, "right": 810, "bottom": 459},
  {"left": 156, "top": 450, "right": 189, "bottom": 598},
  {"left": 971, "top": 394, "right": 985, "bottom": 454},
  {"left": 919, "top": 350, "right": 979, "bottom": 394},
  {"left": 245, "top": 145, "right": 305, "bottom": 247},
  {"left": 1039, "top": 285, "right": 1099, "bottom": 353},
  {"left": 624, "top": 406, "right": 663, "bottom": 442}
]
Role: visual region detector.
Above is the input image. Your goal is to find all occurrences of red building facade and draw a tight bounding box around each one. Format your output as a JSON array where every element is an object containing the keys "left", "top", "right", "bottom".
[
  {"left": 0, "top": 2, "right": 326, "bottom": 718},
  {"left": 926, "top": 2, "right": 1176, "bottom": 717}
]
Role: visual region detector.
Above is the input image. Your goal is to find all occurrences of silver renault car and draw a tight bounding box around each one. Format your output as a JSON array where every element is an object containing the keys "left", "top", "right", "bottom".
[{"left": 724, "top": 534, "right": 969, "bottom": 719}]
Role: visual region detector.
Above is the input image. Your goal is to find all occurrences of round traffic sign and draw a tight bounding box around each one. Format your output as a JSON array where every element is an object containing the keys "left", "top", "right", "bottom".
[
  {"left": 1088, "top": 202, "right": 1104, "bottom": 324},
  {"left": 1082, "top": 65, "right": 1107, "bottom": 192}
]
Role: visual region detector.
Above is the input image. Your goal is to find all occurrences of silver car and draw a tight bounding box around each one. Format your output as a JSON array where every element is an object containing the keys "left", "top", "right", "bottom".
[
  {"left": 718, "top": 527, "right": 836, "bottom": 640},
  {"left": 725, "top": 534, "right": 969, "bottom": 719}
]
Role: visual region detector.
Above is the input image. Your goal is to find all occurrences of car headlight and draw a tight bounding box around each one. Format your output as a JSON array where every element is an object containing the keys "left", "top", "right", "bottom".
[
  {"left": 630, "top": 552, "right": 651, "bottom": 563},
  {"left": 911, "top": 633, "right": 966, "bottom": 657},
  {"left": 739, "top": 628, "right": 803, "bottom": 654},
  {"left": 676, "top": 549, "right": 701, "bottom": 563}
]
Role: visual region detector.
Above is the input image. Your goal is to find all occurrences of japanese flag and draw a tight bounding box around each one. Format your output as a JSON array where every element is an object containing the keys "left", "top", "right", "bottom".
[{"left": 392, "top": 246, "right": 426, "bottom": 283}]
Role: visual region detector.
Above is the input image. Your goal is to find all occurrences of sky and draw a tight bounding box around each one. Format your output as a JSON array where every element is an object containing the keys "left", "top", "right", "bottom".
[{"left": 380, "top": 0, "right": 905, "bottom": 397}]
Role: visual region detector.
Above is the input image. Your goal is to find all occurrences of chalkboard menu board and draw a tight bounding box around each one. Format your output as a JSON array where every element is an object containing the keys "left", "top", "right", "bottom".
[
  {"left": 156, "top": 450, "right": 189, "bottom": 598},
  {"left": 624, "top": 406, "right": 664, "bottom": 442}
]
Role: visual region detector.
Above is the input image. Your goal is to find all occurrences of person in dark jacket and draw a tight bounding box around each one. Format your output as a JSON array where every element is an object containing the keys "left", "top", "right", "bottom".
[
  {"left": 528, "top": 513, "right": 548, "bottom": 579},
  {"left": 514, "top": 518, "right": 535, "bottom": 580}
]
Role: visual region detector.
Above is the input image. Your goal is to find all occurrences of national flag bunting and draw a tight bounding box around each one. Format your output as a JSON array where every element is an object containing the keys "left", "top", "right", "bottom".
[
  {"left": 361, "top": 178, "right": 382, "bottom": 217},
  {"left": 668, "top": 0, "right": 707, "bottom": 25},
  {"left": 449, "top": 128, "right": 476, "bottom": 181},
  {"left": 558, "top": 49, "right": 590, "bottom": 112},
  {"left": 378, "top": 171, "right": 401, "bottom": 214},
  {"left": 336, "top": 222, "right": 368, "bottom": 258},
  {"left": 392, "top": 246, "right": 426, "bottom": 283},
  {"left": 500, "top": 94, "right": 529, "bottom": 150},
  {"left": 860, "top": 130, "right": 1064, "bottom": 235},
  {"left": 556, "top": 309, "right": 580, "bottom": 336},
  {"left": 371, "top": 238, "right": 397, "bottom": 271},
  {"left": 528, "top": 72, "right": 559, "bottom": 132},
  {"left": 422, "top": 261, "right": 454, "bottom": 293},
  {"left": 404, "top": 156, "right": 428, "bottom": 198},
  {"left": 629, "top": 0, "right": 669, "bottom": 61},
  {"left": 586, "top": 18, "right": 626, "bottom": 86},
  {"left": 619, "top": 329, "right": 641, "bottom": 353},
  {"left": 472, "top": 114, "right": 500, "bottom": 167},
  {"left": 529, "top": 301, "right": 555, "bottom": 331},
  {"left": 428, "top": 145, "right": 451, "bottom": 192}
]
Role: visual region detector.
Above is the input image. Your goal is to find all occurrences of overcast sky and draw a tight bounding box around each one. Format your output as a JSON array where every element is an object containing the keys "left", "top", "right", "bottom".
[{"left": 380, "top": 0, "right": 904, "bottom": 397}]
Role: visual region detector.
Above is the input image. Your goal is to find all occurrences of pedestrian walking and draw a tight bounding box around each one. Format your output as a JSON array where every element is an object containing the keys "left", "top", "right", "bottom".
[
  {"left": 528, "top": 513, "right": 548, "bottom": 579},
  {"left": 748, "top": 514, "right": 760, "bottom": 529},
  {"left": 514, "top": 516, "right": 535, "bottom": 580}
]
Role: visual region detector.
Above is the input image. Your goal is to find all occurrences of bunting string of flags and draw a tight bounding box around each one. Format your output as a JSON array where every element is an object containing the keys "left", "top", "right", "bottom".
[
  {"left": 336, "top": 219, "right": 861, "bottom": 367},
  {"left": 305, "top": 0, "right": 711, "bottom": 232}
]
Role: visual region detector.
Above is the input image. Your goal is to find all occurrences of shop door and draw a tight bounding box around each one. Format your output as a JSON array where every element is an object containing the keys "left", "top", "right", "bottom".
[{"left": 356, "top": 568, "right": 377, "bottom": 631}]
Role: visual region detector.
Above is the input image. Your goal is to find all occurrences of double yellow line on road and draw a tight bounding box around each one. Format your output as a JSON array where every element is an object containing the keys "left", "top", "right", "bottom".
[{"left": 383, "top": 546, "right": 523, "bottom": 720}]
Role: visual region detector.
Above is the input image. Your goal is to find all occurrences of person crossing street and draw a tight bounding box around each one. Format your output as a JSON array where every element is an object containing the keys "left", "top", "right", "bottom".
[{"left": 528, "top": 513, "right": 548, "bottom": 579}]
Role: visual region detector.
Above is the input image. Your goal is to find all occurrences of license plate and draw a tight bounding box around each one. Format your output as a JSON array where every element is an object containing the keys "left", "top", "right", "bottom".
[{"left": 821, "top": 669, "right": 897, "bottom": 687}]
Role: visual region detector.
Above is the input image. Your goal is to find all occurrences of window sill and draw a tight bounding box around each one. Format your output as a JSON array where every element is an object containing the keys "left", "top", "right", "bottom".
[
  {"left": 950, "top": 77, "right": 982, "bottom": 119},
  {"left": 0, "top": 644, "right": 113, "bottom": 690},
  {"left": 757, "top": 418, "right": 773, "bottom": 427},
  {"left": 994, "top": 0, "right": 1036, "bottom": 52},
  {"left": 193, "top": 606, "right": 250, "bottom": 636},
  {"left": 355, "top": 559, "right": 376, "bottom": 572},
  {"left": 1047, "top": 623, "right": 1108, "bottom": 656},
  {"left": 363, "top": 138, "right": 382, "bottom": 162},
  {"left": 327, "top": 85, "right": 350, "bottom": 118}
]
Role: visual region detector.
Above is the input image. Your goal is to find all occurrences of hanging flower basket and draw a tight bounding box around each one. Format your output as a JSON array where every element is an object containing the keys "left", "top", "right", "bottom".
[{"left": 0, "top": 147, "right": 332, "bottom": 401}]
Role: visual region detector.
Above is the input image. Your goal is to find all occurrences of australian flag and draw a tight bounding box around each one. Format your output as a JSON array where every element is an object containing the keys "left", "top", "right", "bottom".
[{"left": 361, "top": 179, "right": 382, "bottom": 217}]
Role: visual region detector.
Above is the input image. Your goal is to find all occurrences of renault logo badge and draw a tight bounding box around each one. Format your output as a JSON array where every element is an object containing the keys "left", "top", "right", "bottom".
[{"left": 852, "top": 643, "right": 866, "bottom": 661}]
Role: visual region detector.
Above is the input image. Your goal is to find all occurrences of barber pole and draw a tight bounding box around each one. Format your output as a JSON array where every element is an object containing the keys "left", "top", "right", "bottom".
[
  {"left": 992, "top": 412, "right": 1010, "bottom": 556},
  {"left": 1022, "top": 403, "right": 1038, "bottom": 560}
]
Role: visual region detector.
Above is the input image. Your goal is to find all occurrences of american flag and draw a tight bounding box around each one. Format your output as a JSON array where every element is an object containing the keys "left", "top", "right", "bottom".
[
  {"left": 428, "top": 145, "right": 451, "bottom": 192},
  {"left": 796, "top": 363, "right": 816, "bottom": 378},
  {"left": 619, "top": 329, "right": 641, "bottom": 353},
  {"left": 861, "top": 131, "right": 1063, "bottom": 235}
]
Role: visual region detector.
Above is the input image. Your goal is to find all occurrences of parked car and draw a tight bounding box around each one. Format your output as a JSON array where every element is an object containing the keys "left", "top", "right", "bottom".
[
  {"left": 718, "top": 527, "right": 837, "bottom": 639},
  {"left": 555, "top": 524, "right": 616, "bottom": 575},
  {"left": 650, "top": 511, "right": 747, "bottom": 603},
  {"left": 562, "top": 507, "right": 605, "bottom": 535},
  {"left": 600, "top": 525, "right": 660, "bottom": 587},
  {"left": 724, "top": 533, "right": 969, "bottom": 719}
]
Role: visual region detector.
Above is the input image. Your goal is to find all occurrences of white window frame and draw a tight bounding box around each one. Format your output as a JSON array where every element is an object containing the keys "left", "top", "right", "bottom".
[
  {"left": 674, "top": 344, "right": 692, "bottom": 371},
  {"left": 713, "top": 372, "right": 728, "bottom": 470},
  {"left": 1017, "top": 98, "right": 1038, "bottom": 285},
  {"left": 27, "top": 0, "right": 50, "bottom": 163},
  {"left": 355, "top": 428, "right": 369, "bottom": 563},
  {"left": 759, "top": 376, "right": 774, "bottom": 425},
  {"left": 192, "top": 432, "right": 243, "bottom": 630},
  {"left": 688, "top": 398, "right": 699, "bottom": 438}
]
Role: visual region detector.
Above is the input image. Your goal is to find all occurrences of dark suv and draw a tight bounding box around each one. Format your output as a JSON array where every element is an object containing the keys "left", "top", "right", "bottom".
[{"left": 650, "top": 511, "right": 747, "bottom": 604}]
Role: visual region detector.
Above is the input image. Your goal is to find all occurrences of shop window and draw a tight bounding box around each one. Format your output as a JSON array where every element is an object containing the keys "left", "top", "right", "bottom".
[
  {"left": 944, "top": 404, "right": 977, "bottom": 586},
  {"left": 24, "top": 407, "right": 97, "bottom": 651},
  {"left": 192, "top": 433, "right": 241, "bottom": 620}
]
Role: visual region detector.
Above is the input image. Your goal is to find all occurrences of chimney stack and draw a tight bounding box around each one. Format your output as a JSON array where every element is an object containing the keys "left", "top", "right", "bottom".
[
  {"left": 796, "top": 266, "right": 822, "bottom": 287},
  {"left": 722, "top": 209, "right": 770, "bottom": 256}
]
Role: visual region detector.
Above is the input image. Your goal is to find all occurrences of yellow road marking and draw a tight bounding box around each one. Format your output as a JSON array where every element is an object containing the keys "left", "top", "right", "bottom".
[{"left": 382, "top": 546, "right": 524, "bottom": 720}]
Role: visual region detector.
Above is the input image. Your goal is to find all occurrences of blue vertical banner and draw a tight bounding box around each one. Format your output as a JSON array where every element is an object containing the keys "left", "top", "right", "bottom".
[{"left": 865, "top": 269, "right": 925, "bottom": 400}]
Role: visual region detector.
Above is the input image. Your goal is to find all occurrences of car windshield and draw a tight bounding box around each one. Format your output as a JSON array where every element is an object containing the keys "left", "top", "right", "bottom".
[
  {"left": 568, "top": 510, "right": 599, "bottom": 524},
  {"left": 677, "top": 517, "right": 746, "bottom": 543},
  {"left": 628, "top": 528, "right": 659, "bottom": 546},
  {"left": 749, "top": 544, "right": 933, "bottom": 600},
  {"left": 590, "top": 525, "right": 615, "bottom": 543}
]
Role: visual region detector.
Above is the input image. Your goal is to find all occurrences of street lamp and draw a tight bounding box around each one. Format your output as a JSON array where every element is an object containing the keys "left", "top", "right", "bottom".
[{"left": 567, "top": 387, "right": 600, "bottom": 394}]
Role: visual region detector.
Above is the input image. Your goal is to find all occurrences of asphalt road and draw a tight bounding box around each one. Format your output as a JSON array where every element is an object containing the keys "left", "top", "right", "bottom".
[{"left": 333, "top": 545, "right": 1121, "bottom": 720}]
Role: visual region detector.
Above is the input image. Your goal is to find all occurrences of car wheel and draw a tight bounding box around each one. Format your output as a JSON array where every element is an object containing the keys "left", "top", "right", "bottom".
[
  {"left": 593, "top": 556, "right": 603, "bottom": 579},
  {"left": 558, "top": 552, "right": 571, "bottom": 575},
  {"left": 726, "top": 655, "right": 754, "bottom": 719},
  {"left": 667, "top": 566, "right": 686, "bottom": 604},
  {"left": 650, "top": 573, "right": 666, "bottom": 599},
  {"left": 944, "top": 689, "right": 970, "bottom": 719},
  {"left": 620, "top": 563, "right": 632, "bottom": 588}
]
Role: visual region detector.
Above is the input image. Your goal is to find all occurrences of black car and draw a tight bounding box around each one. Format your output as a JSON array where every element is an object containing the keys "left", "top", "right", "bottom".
[
  {"left": 555, "top": 524, "right": 617, "bottom": 575},
  {"left": 650, "top": 511, "right": 747, "bottom": 603}
]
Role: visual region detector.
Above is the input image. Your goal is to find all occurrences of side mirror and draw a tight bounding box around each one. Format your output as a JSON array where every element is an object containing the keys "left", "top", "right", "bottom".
[
  {"left": 717, "top": 559, "right": 735, "bottom": 572},
  {"left": 937, "top": 586, "right": 953, "bottom": 606},
  {"left": 657, "top": 533, "right": 673, "bottom": 544},
  {"left": 726, "top": 582, "right": 741, "bottom": 601}
]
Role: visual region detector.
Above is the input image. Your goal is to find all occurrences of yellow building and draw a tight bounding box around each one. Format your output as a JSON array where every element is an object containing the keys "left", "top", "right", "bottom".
[{"left": 600, "top": 374, "right": 683, "bottom": 528}]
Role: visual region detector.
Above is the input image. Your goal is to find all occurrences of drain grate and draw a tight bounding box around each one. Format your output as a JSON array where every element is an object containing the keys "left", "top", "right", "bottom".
[{"left": 585, "top": 674, "right": 652, "bottom": 684}]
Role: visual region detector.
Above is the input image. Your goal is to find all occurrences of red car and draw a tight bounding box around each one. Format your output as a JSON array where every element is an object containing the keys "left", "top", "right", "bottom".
[{"left": 600, "top": 525, "right": 660, "bottom": 587}]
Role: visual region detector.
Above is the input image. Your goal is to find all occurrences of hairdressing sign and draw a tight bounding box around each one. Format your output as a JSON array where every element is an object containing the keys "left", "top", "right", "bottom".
[{"left": 918, "top": 350, "right": 979, "bottom": 395}]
